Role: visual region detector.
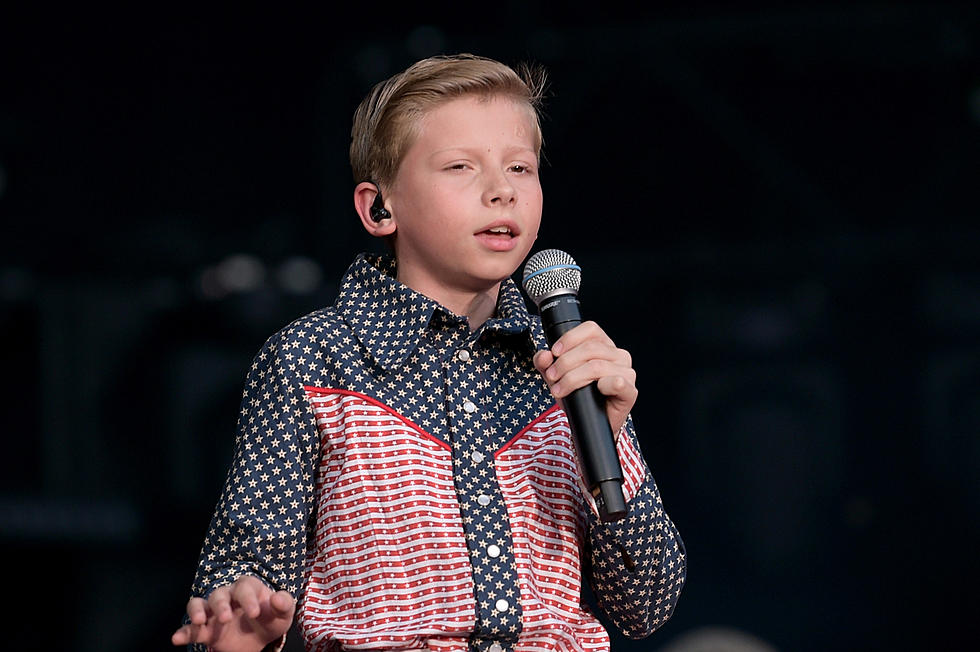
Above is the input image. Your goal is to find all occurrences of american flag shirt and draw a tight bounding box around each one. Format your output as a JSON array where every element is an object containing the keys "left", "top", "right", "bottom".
[{"left": 190, "top": 253, "right": 686, "bottom": 652}]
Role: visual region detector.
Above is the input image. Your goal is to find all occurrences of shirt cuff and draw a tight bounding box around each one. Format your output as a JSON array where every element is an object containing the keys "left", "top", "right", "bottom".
[{"left": 578, "top": 416, "right": 647, "bottom": 518}]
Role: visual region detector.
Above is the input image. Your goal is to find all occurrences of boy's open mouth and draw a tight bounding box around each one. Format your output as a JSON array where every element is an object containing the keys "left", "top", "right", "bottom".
[{"left": 477, "top": 225, "right": 517, "bottom": 237}]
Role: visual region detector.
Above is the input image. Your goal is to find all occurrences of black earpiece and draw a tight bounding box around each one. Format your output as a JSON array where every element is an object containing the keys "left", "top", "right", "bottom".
[{"left": 369, "top": 186, "right": 391, "bottom": 222}]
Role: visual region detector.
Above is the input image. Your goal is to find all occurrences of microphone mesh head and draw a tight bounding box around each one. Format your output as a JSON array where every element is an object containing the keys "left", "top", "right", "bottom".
[{"left": 522, "top": 249, "right": 582, "bottom": 306}]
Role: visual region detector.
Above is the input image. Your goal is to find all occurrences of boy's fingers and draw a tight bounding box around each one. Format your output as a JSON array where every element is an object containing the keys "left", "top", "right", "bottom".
[
  {"left": 596, "top": 374, "right": 638, "bottom": 401},
  {"left": 551, "top": 321, "right": 612, "bottom": 355},
  {"left": 270, "top": 590, "right": 296, "bottom": 616},
  {"left": 171, "top": 622, "right": 212, "bottom": 646},
  {"left": 533, "top": 349, "right": 553, "bottom": 373},
  {"left": 231, "top": 578, "right": 265, "bottom": 619},
  {"left": 185, "top": 596, "right": 209, "bottom": 624},
  {"left": 207, "top": 586, "right": 234, "bottom": 623},
  {"left": 171, "top": 627, "right": 189, "bottom": 645},
  {"left": 171, "top": 625, "right": 202, "bottom": 646},
  {"left": 549, "top": 360, "right": 612, "bottom": 397},
  {"left": 545, "top": 341, "right": 630, "bottom": 382},
  {"left": 550, "top": 357, "right": 636, "bottom": 394}
]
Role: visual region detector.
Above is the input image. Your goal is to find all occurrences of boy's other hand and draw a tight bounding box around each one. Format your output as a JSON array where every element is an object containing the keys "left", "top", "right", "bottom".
[
  {"left": 533, "top": 320, "right": 637, "bottom": 436},
  {"left": 171, "top": 575, "right": 295, "bottom": 652}
]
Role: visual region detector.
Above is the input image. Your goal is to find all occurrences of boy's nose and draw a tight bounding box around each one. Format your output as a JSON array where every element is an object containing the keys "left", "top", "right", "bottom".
[{"left": 482, "top": 173, "right": 517, "bottom": 206}]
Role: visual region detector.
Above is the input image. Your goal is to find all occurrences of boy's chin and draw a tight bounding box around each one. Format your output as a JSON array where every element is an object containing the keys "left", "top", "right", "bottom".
[{"left": 468, "top": 260, "right": 523, "bottom": 285}]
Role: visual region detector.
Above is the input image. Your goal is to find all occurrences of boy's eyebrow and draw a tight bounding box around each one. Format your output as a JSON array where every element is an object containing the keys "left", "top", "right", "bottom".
[{"left": 429, "top": 145, "right": 538, "bottom": 158}]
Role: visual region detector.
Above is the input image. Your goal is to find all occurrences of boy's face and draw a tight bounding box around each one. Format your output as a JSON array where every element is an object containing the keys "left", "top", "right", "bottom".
[{"left": 385, "top": 94, "right": 543, "bottom": 300}]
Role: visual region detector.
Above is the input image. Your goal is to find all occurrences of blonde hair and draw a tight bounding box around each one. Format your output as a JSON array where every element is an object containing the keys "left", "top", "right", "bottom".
[{"left": 350, "top": 53, "right": 547, "bottom": 188}]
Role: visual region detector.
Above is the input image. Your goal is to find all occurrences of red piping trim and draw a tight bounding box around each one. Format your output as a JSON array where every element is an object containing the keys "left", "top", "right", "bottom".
[
  {"left": 302, "top": 386, "right": 450, "bottom": 452},
  {"left": 495, "top": 403, "right": 563, "bottom": 458}
]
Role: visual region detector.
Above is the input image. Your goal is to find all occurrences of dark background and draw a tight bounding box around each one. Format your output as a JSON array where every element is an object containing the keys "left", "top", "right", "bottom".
[{"left": 2, "top": 3, "right": 978, "bottom": 650}]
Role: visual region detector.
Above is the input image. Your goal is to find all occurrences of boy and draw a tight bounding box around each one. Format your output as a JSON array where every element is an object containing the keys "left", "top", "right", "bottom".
[{"left": 172, "top": 53, "right": 685, "bottom": 652}]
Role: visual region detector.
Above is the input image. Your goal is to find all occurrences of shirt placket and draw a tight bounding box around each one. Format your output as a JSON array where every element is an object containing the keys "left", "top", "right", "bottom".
[{"left": 443, "top": 329, "right": 521, "bottom": 651}]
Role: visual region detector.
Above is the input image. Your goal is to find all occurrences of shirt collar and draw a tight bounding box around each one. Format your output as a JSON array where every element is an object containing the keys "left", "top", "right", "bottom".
[{"left": 335, "top": 254, "right": 540, "bottom": 373}]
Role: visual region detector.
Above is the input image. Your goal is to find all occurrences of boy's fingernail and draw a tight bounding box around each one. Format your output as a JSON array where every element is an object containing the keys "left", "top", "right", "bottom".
[{"left": 552, "top": 341, "right": 563, "bottom": 355}]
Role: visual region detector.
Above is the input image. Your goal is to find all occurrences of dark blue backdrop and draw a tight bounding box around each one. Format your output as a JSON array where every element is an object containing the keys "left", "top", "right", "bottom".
[{"left": 1, "top": 3, "right": 978, "bottom": 650}]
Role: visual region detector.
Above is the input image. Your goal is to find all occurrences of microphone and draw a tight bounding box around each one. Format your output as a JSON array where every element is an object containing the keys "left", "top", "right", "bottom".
[{"left": 522, "top": 249, "right": 627, "bottom": 522}]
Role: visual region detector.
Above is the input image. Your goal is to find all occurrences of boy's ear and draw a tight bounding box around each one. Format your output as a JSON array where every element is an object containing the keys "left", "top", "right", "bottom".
[{"left": 354, "top": 181, "right": 397, "bottom": 238}]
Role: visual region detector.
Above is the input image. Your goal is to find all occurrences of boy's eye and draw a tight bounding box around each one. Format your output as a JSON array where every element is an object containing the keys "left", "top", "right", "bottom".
[{"left": 510, "top": 164, "right": 532, "bottom": 174}]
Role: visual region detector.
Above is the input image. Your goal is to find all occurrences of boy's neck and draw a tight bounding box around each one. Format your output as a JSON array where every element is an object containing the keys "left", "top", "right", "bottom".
[
  {"left": 396, "top": 270, "right": 499, "bottom": 332},
  {"left": 453, "top": 286, "right": 499, "bottom": 332}
]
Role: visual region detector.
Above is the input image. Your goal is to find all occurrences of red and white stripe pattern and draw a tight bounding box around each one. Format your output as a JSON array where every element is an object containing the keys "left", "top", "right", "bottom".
[
  {"left": 301, "top": 388, "right": 476, "bottom": 651},
  {"left": 496, "top": 407, "right": 609, "bottom": 652},
  {"left": 616, "top": 423, "right": 646, "bottom": 501},
  {"left": 299, "top": 389, "right": 649, "bottom": 652}
]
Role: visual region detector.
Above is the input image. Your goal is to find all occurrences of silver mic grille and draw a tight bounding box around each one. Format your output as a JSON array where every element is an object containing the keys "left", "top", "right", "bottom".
[{"left": 522, "top": 249, "right": 582, "bottom": 306}]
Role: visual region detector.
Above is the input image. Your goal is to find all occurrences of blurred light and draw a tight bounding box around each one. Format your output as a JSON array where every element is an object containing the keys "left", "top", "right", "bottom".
[
  {"left": 199, "top": 267, "right": 224, "bottom": 299},
  {"left": 406, "top": 25, "right": 446, "bottom": 59},
  {"left": 199, "top": 253, "right": 266, "bottom": 299},
  {"left": 218, "top": 254, "right": 265, "bottom": 291},
  {"left": 276, "top": 256, "right": 323, "bottom": 295},
  {"left": 658, "top": 626, "right": 778, "bottom": 652}
]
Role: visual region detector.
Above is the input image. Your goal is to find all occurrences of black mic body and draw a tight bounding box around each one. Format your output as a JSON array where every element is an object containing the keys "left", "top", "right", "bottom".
[{"left": 523, "top": 250, "right": 627, "bottom": 522}]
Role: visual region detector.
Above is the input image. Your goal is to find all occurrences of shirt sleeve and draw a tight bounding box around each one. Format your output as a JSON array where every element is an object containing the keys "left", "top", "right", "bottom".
[
  {"left": 582, "top": 416, "right": 687, "bottom": 639},
  {"left": 187, "top": 328, "right": 320, "bottom": 606}
]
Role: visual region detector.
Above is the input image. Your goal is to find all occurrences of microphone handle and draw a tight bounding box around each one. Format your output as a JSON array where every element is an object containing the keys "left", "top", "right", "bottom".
[{"left": 539, "top": 294, "right": 627, "bottom": 522}]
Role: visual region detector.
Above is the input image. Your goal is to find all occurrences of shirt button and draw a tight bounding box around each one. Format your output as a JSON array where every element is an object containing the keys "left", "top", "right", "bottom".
[
  {"left": 489, "top": 644, "right": 503, "bottom": 652},
  {"left": 495, "top": 599, "right": 510, "bottom": 612},
  {"left": 477, "top": 494, "right": 491, "bottom": 506},
  {"left": 457, "top": 349, "right": 471, "bottom": 362},
  {"left": 471, "top": 451, "right": 485, "bottom": 463},
  {"left": 463, "top": 400, "right": 477, "bottom": 413},
  {"left": 487, "top": 544, "right": 501, "bottom": 558}
]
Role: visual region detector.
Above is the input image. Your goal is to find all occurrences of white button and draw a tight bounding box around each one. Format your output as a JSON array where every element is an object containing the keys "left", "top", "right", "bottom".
[
  {"left": 495, "top": 599, "right": 510, "bottom": 612},
  {"left": 487, "top": 544, "right": 501, "bottom": 558},
  {"left": 458, "top": 349, "right": 471, "bottom": 362},
  {"left": 489, "top": 644, "right": 503, "bottom": 652},
  {"left": 477, "top": 494, "right": 491, "bottom": 506},
  {"left": 463, "top": 400, "right": 477, "bottom": 413},
  {"left": 471, "top": 451, "right": 485, "bottom": 463}
]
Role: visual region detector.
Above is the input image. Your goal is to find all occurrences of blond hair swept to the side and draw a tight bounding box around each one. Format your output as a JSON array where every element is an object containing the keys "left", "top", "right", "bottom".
[{"left": 350, "top": 53, "right": 547, "bottom": 188}]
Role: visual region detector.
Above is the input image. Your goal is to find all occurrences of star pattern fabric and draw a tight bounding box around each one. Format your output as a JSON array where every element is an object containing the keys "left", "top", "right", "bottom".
[{"left": 189, "top": 253, "right": 686, "bottom": 652}]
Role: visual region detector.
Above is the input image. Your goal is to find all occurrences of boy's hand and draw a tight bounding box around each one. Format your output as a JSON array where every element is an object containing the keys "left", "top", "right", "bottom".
[
  {"left": 533, "top": 320, "right": 638, "bottom": 436},
  {"left": 171, "top": 575, "right": 295, "bottom": 652}
]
